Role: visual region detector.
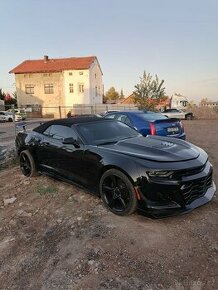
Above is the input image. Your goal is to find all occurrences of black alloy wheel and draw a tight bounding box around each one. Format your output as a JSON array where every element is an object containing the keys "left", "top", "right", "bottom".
[
  {"left": 19, "top": 150, "right": 38, "bottom": 177},
  {"left": 100, "top": 169, "right": 137, "bottom": 216}
]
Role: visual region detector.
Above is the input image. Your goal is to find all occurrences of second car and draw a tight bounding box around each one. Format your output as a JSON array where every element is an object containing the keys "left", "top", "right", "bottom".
[{"left": 104, "top": 110, "right": 186, "bottom": 139}]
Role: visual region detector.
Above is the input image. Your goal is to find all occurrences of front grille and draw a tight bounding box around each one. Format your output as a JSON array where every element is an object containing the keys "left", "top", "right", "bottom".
[{"left": 181, "top": 171, "right": 213, "bottom": 205}]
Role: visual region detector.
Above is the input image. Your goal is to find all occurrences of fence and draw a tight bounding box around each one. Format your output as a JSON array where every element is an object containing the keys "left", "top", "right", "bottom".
[{"left": 0, "top": 104, "right": 139, "bottom": 146}]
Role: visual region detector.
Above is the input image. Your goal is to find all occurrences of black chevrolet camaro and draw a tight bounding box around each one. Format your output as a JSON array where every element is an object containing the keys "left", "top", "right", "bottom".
[{"left": 16, "top": 117, "right": 216, "bottom": 218}]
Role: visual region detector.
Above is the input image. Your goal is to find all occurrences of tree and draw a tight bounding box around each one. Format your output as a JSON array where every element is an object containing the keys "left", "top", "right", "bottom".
[
  {"left": 0, "top": 88, "right": 6, "bottom": 100},
  {"left": 0, "top": 89, "right": 17, "bottom": 108},
  {"left": 133, "top": 71, "right": 167, "bottom": 110},
  {"left": 120, "top": 89, "right": 124, "bottom": 99},
  {"left": 104, "top": 87, "right": 120, "bottom": 103}
]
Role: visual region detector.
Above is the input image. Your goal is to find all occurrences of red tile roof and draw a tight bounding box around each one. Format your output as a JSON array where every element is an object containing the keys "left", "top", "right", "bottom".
[{"left": 10, "top": 56, "right": 99, "bottom": 74}]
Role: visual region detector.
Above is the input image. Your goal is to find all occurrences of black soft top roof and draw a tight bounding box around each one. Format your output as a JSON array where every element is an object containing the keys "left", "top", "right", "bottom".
[{"left": 33, "top": 116, "right": 111, "bottom": 134}]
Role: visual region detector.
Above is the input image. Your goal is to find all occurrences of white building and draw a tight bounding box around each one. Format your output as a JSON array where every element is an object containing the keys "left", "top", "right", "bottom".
[
  {"left": 10, "top": 55, "right": 103, "bottom": 110},
  {"left": 170, "top": 94, "right": 188, "bottom": 109}
]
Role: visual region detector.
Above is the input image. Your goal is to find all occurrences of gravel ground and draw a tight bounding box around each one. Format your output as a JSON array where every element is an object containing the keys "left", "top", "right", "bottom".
[{"left": 0, "top": 120, "right": 217, "bottom": 290}]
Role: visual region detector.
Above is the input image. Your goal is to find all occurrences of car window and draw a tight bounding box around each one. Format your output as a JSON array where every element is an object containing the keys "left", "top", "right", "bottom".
[
  {"left": 116, "top": 114, "right": 132, "bottom": 126},
  {"left": 43, "top": 125, "right": 79, "bottom": 141},
  {"left": 104, "top": 114, "right": 116, "bottom": 119},
  {"left": 137, "top": 112, "right": 167, "bottom": 121},
  {"left": 76, "top": 120, "right": 140, "bottom": 145}
]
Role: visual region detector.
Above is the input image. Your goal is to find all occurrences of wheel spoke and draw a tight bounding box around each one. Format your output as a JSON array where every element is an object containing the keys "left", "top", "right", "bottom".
[
  {"left": 108, "top": 198, "right": 116, "bottom": 208},
  {"left": 102, "top": 185, "right": 113, "bottom": 194},
  {"left": 118, "top": 197, "right": 126, "bottom": 208},
  {"left": 110, "top": 175, "right": 117, "bottom": 187}
]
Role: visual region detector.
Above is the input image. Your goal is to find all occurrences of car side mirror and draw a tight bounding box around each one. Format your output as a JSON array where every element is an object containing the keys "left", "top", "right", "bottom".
[{"left": 62, "top": 137, "right": 80, "bottom": 148}]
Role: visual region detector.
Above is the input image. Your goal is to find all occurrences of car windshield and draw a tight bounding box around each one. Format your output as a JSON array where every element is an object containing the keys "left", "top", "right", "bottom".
[
  {"left": 76, "top": 120, "right": 141, "bottom": 145},
  {"left": 137, "top": 112, "right": 168, "bottom": 121}
]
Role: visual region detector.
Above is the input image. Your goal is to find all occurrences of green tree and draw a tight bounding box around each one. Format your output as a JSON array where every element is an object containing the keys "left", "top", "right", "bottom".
[
  {"left": 133, "top": 71, "right": 167, "bottom": 110},
  {"left": 104, "top": 87, "right": 120, "bottom": 103}
]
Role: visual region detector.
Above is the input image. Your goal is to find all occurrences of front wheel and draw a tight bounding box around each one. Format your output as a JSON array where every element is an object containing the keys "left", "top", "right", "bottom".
[
  {"left": 19, "top": 150, "right": 39, "bottom": 177},
  {"left": 99, "top": 169, "right": 137, "bottom": 216}
]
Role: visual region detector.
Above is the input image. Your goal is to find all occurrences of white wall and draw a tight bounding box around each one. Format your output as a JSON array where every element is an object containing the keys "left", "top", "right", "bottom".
[
  {"left": 89, "top": 60, "right": 103, "bottom": 104},
  {"left": 171, "top": 95, "right": 188, "bottom": 109},
  {"left": 63, "top": 69, "right": 90, "bottom": 106}
]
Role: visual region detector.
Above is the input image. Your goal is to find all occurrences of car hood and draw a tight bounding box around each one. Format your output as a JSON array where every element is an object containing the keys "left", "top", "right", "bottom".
[{"left": 98, "top": 136, "right": 201, "bottom": 162}]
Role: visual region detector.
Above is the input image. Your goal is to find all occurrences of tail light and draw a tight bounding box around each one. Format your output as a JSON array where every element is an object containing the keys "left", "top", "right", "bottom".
[
  {"left": 180, "top": 121, "right": 184, "bottom": 132},
  {"left": 149, "top": 123, "right": 156, "bottom": 135}
]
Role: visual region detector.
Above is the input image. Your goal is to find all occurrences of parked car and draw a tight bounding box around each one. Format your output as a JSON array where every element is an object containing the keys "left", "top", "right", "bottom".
[
  {"left": 161, "top": 108, "right": 194, "bottom": 120},
  {"left": 0, "top": 112, "right": 8, "bottom": 122},
  {"left": 104, "top": 110, "right": 186, "bottom": 139},
  {"left": 7, "top": 108, "right": 27, "bottom": 120},
  {"left": 0, "top": 111, "right": 22, "bottom": 122},
  {"left": 16, "top": 117, "right": 215, "bottom": 218}
]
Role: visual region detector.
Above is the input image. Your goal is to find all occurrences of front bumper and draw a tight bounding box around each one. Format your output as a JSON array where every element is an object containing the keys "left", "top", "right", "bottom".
[{"left": 137, "top": 162, "right": 216, "bottom": 218}]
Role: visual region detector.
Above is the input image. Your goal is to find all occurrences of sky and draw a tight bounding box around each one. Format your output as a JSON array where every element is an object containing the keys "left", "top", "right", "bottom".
[{"left": 1, "top": 0, "right": 218, "bottom": 102}]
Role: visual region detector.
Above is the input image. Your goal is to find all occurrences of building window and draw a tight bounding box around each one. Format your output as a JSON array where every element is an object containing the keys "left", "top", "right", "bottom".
[
  {"left": 79, "top": 71, "right": 83, "bottom": 75},
  {"left": 25, "top": 84, "right": 34, "bottom": 94},
  {"left": 69, "top": 72, "right": 72, "bottom": 76},
  {"left": 95, "top": 86, "right": 98, "bottom": 97},
  {"left": 69, "top": 83, "right": 74, "bottom": 93},
  {"left": 43, "top": 73, "right": 52, "bottom": 77},
  {"left": 95, "top": 73, "right": 97, "bottom": 79},
  {"left": 78, "top": 83, "right": 84, "bottom": 93},
  {"left": 44, "top": 84, "right": 54, "bottom": 94}
]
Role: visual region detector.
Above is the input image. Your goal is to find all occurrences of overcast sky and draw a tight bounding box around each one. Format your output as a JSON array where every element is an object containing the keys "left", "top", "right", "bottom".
[{"left": 1, "top": 0, "right": 218, "bottom": 102}]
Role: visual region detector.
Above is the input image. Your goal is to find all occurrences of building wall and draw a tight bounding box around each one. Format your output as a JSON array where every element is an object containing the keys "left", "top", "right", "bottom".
[
  {"left": 15, "top": 72, "right": 65, "bottom": 108},
  {"left": 63, "top": 69, "right": 90, "bottom": 106},
  {"left": 14, "top": 61, "right": 103, "bottom": 114},
  {"left": 201, "top": 102, "right": 218, "bottom": 108},
  {"left": 89, "top": 60, "right": 103, "bottom": 104},
  {"left": 171, "top": 95, "right": 188, "bottom": 109}
]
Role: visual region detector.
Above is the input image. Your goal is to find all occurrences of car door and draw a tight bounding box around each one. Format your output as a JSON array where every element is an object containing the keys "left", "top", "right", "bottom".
[{"left": 38, "top": 124, "right": 85, "bottom": 184}]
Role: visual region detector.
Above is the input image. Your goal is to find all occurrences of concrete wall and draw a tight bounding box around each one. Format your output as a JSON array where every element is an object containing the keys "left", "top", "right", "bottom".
[
  {"left": 63, "top": 69, "right": 90, "bottom": 106},
  {"left": 15, "top": 72, "right": 65, "bottom": 108},
  {"left": 89, "top": 60, "right": 103, "bottom": 104}
]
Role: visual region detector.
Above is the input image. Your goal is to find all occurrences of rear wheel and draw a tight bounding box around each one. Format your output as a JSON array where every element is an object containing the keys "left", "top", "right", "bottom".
[
  {"left": 100, "top": 169, "right": 137, "bottom": 216},
  {"left": 19, "top": 150, "right": 39, "bottom": 177},
  {"left": 8, "top": 118, "right": 13, "bottom": 122}
]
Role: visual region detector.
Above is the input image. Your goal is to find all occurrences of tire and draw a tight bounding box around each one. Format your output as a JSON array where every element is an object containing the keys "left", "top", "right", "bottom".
[
  {"left": 8, "top": 118, "right": 13, "bottom": 122},
  {"left": 99, "top": 169, "right": 137, "bottom": 216},
  {"left": 19, "top": 150, "right": 39, "bottom": 177}
]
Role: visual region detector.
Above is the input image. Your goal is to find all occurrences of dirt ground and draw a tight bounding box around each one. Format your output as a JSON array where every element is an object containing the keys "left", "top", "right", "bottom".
[{"left": 0, "top": 120, "right": 217, "bottom": 290}]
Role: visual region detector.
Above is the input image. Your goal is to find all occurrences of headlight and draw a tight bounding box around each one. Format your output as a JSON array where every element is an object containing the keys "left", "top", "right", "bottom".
[{"left": 147, "top": 170, "right": 174, "bottom": 178}]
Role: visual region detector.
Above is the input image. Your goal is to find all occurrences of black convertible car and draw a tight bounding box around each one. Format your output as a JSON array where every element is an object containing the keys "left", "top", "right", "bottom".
[{"left": 16, "top": 117, "right": 216, "bottom": 218}]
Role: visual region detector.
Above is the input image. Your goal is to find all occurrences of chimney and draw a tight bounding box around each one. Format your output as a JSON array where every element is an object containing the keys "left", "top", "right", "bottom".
[{"left": 44, "top": 55, "right": 49, "bottom": 63}]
